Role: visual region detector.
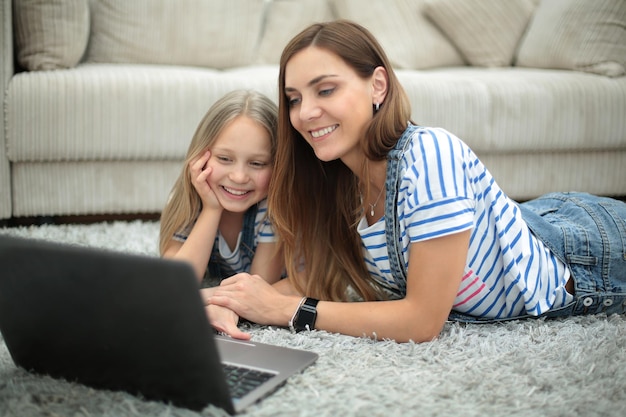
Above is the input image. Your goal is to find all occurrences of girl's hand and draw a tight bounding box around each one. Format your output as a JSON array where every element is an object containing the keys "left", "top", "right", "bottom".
[
  {"left": 200, "top": 287, "right": 251, "bottom": 339},
  {"left": 189, "top": 151, "right": 221, "bottom": 210},
  {"left": 205, "top": 304, "right": 251, "bottom": 340}
]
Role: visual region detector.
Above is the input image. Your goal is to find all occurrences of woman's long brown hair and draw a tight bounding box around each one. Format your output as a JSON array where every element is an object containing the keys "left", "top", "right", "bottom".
[{"left": 268, "top": 20, "right": 412, "bottom": 301}]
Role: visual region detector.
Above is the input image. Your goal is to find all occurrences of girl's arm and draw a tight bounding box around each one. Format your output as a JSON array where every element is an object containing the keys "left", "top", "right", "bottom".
[
  {"left": 163, "top": 151, "right": 222, "bottom": 282},
  {"left": 249, "top": 242, "right": 284, "bottom": 284},
  {"left": 210, "top": 230, "right": 470, "bottom": 343},
  {"left": 162, "top": 207, "right": 221, "bottom": 281}
]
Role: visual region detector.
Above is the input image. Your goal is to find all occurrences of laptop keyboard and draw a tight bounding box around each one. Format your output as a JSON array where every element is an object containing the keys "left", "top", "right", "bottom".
[{"left": 222, "top": 364, "right": 275, "bottom": 399}]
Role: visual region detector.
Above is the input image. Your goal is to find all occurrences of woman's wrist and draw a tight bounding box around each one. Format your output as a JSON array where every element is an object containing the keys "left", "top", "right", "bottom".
[{"left": 288, "top": 297, "right": 307, "bottom": 331}]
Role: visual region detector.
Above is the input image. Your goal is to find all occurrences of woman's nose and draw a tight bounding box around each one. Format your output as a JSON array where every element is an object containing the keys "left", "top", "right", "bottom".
[{"left": 299, "top": 98, "right": 322, "bottom": 121}]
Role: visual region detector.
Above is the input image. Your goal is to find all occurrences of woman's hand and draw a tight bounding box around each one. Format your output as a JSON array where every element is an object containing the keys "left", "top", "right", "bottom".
[
  {"left": 208, "top": 273, "right": 299, "bottom": 327},
  {"left": 189, "top": 150, "right": 221, "bottom": 210}
]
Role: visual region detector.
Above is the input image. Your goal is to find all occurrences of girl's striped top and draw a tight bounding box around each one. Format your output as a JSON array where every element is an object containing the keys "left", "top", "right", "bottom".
[{"left": 173, "top": 198, "right": 276, "bottom": 274}]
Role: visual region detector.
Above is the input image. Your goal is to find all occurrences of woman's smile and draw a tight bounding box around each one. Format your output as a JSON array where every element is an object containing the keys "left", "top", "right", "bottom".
[{"left": 310, "top": 124, "right": 338, "bottom": 139}]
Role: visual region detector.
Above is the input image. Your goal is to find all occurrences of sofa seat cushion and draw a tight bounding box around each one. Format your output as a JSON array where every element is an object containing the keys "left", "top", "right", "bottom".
[
  {"left": 6, "top": 64, "right": 280, "bottom": 162},
  {"left": 7, "top": 65, "right": 625, "bottom": 165},
  {"left": 397, "top": 67, "right": 626, "bottom": 153}
]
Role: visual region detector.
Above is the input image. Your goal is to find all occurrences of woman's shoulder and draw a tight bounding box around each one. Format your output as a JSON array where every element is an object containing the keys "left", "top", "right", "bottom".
[
  {"left": 407, "top": 124, "right": 463, "bottom": 144},
  {"left": 400, "top": 124, "right": 469, "bottom": 162}
]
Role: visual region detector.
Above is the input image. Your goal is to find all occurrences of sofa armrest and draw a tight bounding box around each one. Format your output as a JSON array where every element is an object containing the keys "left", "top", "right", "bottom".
[{"left": 0, "top": 0, "right": 15, "bottom": 219}]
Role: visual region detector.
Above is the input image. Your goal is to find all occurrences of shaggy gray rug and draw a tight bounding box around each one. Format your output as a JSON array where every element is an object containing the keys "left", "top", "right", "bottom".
[{"left": 0, "top": 221, "right": 625, "bottom": 417}]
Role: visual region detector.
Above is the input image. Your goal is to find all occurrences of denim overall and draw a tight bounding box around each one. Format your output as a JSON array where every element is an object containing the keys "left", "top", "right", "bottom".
[
  {"left": 384, "top": 124, "right": 626, "bottom": 322},
  {"left": 205, "top": 204, "right": 258, "bottom": 282}
]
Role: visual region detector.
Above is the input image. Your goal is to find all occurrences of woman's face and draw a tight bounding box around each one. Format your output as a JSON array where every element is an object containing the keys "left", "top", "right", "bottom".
[
  {"left": 284, "top": 46, "right": 377, "bottom": 167},
  {"left": 206, "top": 115, "right": 272, "bottom": 212}
]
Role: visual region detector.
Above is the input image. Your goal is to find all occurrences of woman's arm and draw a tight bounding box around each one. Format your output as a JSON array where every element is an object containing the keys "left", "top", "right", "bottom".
[
  {"left": 317, "top": 230, "right": 470, "bottom": 342},
  {"left": 209, "top": 230, "right": 470, "bottom": 343}
]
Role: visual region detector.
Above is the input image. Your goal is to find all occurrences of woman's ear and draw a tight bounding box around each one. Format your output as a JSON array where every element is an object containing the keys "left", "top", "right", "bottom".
[{"left": 372, "top": 66, "right": 388, "bottom": 106}]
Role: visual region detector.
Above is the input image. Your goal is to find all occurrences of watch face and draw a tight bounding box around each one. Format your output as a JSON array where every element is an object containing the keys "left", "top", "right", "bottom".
[{"left": 295, "top": 298, "right": 319, "bottom": 331}]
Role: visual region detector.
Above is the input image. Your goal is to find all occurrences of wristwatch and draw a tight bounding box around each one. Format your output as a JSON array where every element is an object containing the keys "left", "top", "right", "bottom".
[{"left": 293, "top": 297, "right": 319, "bottom": 332}]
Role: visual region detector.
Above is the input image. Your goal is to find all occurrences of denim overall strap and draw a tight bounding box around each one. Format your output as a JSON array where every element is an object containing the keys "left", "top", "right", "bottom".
[
  {"left": 384, "top": 123, "right": 419, "bottom": 282},
  {"left": 207, "top": 204, "right": 258, "bottom": 281},
  {"left": 239, "top": 203, "right": 259, "bottom": 263}
]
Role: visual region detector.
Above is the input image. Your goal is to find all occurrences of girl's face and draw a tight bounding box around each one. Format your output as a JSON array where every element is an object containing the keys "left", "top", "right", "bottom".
[
  {"left": 284, "top": 46, "right": 377, "bottom": 168},
  {"left": 207, "top": 115, "right": 272, "bottom": 212}
]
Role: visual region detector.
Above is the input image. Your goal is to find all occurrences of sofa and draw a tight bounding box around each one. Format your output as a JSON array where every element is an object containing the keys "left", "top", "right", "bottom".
[{"left": 1, "top": 0, "right": 625, "bottom": 220}]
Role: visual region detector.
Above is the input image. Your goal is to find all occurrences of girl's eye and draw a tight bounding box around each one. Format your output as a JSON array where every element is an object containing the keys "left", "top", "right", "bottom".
[
  {"left": 217, "top": 156, "right": 232, "bottom": 163},
  {"left": 287, "top": 96, "right": 301, "bottom": 107},
  {"left": 250, "top": 161, "right": 269, "bottom": 168}
]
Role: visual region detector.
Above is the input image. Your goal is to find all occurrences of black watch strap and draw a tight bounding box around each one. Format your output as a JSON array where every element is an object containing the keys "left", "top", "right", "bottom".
[{"left": 294, "top": 298, "right": 319, "bottom": 332}]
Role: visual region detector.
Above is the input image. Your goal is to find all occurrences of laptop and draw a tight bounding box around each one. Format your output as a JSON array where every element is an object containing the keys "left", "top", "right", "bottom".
[{"left": 0, "top": 234, "right": 318, "bottom": 414}]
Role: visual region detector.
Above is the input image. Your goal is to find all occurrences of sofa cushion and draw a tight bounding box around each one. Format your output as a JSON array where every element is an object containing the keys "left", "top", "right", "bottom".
[
  {"left": 256, "top": 0, "right": 335, "bottom": 65},
  {"left": 396, "top": 67, "right": 626, "bottom": 152},
  {"left": 422, "top": 0, "right": 536, "bottom": 67},
  {"left": 5, "top": 64, "right": 280, "bottom": 162},
  {"left": 331, "top": 0, "right": 464, "bottom": 69},
  {"left": 86, "top": 0, "right": 266, "bottom": 69},
  {"left": 13, "top": 0, "right": 89, "bottom": 71},
  {"left": 516, "top": 0, "right": 626, "bottom": 77}
]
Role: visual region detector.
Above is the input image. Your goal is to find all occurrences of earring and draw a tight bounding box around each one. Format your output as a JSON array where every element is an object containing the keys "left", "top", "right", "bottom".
[{"left": 374, "top": 102, "right": 380, "bottom": 112}]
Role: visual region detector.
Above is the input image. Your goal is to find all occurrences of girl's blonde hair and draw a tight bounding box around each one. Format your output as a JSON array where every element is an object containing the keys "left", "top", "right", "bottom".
[
  {"left": 159, "top": 90, "right": 278, "bottom": 255},
  {"left": 269, "top": 20, "right": 412, "bottom": 301}
]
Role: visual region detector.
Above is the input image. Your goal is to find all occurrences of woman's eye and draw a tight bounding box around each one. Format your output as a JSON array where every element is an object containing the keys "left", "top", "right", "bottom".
[
  {"left": 288, "top": 97, "right": 301, "bottom": 107},
  {"left": 319, "top": 88, "right": 334, "bottom": 97}
]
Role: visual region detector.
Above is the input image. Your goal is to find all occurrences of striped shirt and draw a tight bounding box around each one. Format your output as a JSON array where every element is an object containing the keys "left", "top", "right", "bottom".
[
  {"left": 173, "top": 199, "right": 276, "bottom": 274},
  {"left": 357, "top": 127, "right": 573, "bottom": 318}
]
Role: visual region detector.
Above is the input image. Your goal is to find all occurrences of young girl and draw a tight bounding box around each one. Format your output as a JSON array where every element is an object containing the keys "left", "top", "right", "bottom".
[
  {"left": 159, "top": 90, "right": 283, "bottom": 339},
  {"left": 207, "top": 21, "right": 626, "bottom": 343}
]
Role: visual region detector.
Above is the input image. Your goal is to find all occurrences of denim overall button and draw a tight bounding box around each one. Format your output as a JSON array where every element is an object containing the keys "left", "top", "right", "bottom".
[
  {"left": 602, "top": 299, "right": 613, "bottom": 307},
  {"left": 582, "top": 297, "right": 594, "bottom": 307}
]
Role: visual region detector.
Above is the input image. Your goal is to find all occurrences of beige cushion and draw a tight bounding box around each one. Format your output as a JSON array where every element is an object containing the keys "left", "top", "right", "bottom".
[
  {"left": 423, "top": 0, "right": 536, "bottom": 67},
  {"left": 256, "top": 0, "right": 335, "bottom": 65},
  {"left": 13, "top": 0, "right": 89, "bottom": 71},
  {"left": 86, "top": 0, "right": 266, "bottom": 69},
  {"left": 331, "top": 0, "right": 464, "bottom": 69},
  {"left": 516, "top": 0, "right": 626, "bottom": 77}
]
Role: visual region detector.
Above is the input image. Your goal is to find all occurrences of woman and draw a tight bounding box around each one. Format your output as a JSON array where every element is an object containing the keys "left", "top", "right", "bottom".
[{"left": 207, "top": 21, "right": 626, "bottom": 343}]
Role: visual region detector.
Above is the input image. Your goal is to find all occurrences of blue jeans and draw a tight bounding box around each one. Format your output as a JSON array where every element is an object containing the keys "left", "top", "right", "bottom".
[
  {"left": 517, "top": 192, "right": 626, "bottom": 319},
  {"left": 385, "top": 125, "right": 626, "bottom": 322}
]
